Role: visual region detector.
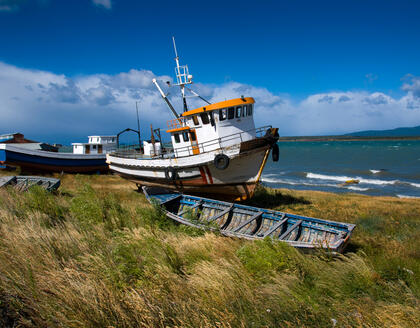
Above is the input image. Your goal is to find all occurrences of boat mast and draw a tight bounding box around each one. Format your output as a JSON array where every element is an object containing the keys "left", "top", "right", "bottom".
[
  {"left": 152, "top": 37, "right": 211, "bottom": 120},
  {"left": 172, "top": 36, "right": 193, "bottom": 112}
]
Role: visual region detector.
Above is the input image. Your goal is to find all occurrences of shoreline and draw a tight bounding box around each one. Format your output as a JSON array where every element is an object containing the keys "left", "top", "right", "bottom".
[{"left": 278, "top": 135, "right": 420, "bottom": 142}]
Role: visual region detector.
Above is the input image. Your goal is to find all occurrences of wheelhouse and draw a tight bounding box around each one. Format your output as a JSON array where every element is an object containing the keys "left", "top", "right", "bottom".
[{"left": 167, "top": 97, "right": 256, "bottom": 157}]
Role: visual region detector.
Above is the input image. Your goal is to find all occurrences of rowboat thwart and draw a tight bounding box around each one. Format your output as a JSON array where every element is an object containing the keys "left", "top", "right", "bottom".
[{"left": 143, "top": 186, "right": 356, "bottom": 253}]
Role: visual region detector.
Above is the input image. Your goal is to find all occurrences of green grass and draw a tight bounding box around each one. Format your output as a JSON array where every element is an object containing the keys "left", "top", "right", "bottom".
[{"left": 0, "top": 173, "right": 419, "bottom": 327}]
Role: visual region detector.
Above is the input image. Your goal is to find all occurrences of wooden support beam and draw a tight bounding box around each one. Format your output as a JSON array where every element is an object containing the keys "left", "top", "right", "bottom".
[
  {"left": 207, "top": 204, "right": 234, "bottom": 222},
  {"left": 264, "top": 214, "right": 288, "bottom": 237},
  {"left": 233, "top": 211, "right": 263, "bottom": 233},
  {"left": 160, "top": 194, "right": 182, "bottom": 206},
  {"left": 279, "top": 220, "right": 302, "bottom": 240}
]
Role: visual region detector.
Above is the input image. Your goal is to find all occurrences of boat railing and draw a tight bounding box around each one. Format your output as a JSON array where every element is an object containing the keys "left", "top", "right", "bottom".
[
  {"left": 167, "top": 117, "right": 187, "bottom": 130},
  {"left": 172, "top": 125, "right": 271, "bottom": 158},
  {"left": 111, "top": 126, "right": 271, "bottom": 159}
]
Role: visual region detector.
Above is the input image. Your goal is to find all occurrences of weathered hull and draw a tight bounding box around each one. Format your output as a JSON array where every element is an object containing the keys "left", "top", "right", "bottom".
[
  {"left": 0, "top": 175, "right": 61, "bottom": 191},
  {"left": 143, "top": 186, "right": 356, "bottom": 253},
  {"left": 108, "top": 144, "right": 271, "bottom": 201},
  {"left": 0, "top": 144, "right": 108, "bottom": 173}
]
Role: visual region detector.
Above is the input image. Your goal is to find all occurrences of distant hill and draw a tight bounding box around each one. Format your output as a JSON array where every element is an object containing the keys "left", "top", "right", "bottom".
[{"left": 344, "top": 125, "right": 420, "bottom": 137}]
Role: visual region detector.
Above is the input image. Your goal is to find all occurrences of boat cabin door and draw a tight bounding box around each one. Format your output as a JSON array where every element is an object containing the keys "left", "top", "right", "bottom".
[{"left": 189, "top": 130, "right": 200, "bottom": 155}]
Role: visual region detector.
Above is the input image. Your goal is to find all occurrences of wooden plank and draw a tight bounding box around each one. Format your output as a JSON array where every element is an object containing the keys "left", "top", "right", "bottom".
[
  {"left": 279, "top": 220, "right": 302, "bottom": 240},
  {"left": 233, "top": 211, "right": 263, "bottom": 233},
  {"left": 264, "top": 214, "right": 288, "bottom": 237},
  {"left": 207, "top": 204, "right": 234, "bottom": 222},
  {"left": 178, "top": 201, "right": 202, "bottom": 216},
  {"left": 0, "top": 176, "right": 16, "bottom": 188}
]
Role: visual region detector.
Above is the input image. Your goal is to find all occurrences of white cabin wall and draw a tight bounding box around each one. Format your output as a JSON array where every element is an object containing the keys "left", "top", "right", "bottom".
[
  {"left": 171, "top": 131, "right": 195, "bottom": 157},
  {"left": 72, "top": 136, "right": 117, "bottom": 155},
  {"left": 72, "top": 144, "right": 84, "bottom": 154}
]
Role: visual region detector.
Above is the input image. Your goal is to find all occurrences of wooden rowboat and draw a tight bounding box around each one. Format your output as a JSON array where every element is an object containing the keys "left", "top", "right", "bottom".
[
  {"left": 143, "top": 187, "right": 355, "bottom": 253},
  {"left": 0, "top": 176, "right": 61, "bottom": 192}
]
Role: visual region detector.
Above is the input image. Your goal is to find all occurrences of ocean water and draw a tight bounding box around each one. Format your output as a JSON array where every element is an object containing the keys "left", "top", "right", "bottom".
[{"left": 261, "top": 140, "right": 420, "bottom": 198}]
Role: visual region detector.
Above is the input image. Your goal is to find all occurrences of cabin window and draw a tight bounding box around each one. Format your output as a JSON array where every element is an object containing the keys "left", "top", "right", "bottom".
[
  {"left": 174, "top": 133, "right": 180, "bottom": 143},
  {"left": 248, "top": 104, "right": 253, "bottom": 116},
  {"left": 235, "top": 106, "right": 242, "bottom": 118},
  {"left": 182, "top": 132, "right": 189, "bottom": 142},
  {"left": 243, "top": 105, "right": 248, "bottom": 116},
  {"left": 93, "top": 145, "right": 97, "bottom": 150},
  {"left": 228, "top": 107, "right": 235, "bottom": 119},
  {"left": 192, "top": 115, "right": 199, "bottom": 125},
  {"left": 219, "top": 108, "right": 227, "bottom": 121},
  {"left": 200, "top": 112, "right": 210, "bottom": 125}
]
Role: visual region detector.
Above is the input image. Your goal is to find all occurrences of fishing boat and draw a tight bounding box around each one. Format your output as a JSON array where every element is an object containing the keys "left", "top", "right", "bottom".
[
  {"left": 143, "top": 186, "right": 356, "bottom": 253},
  {"left": 0, "top": 135, "right": 117, "bottom": 173},
  {"left": 107, "top": 38, "right": 280, "bottom": 201},
  {"left": 0, "top": 175, "right": 60, "bottom": 192}
]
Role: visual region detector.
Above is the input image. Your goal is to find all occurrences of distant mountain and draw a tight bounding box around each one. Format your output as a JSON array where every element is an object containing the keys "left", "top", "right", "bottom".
[{"left": 344, "top": 125, "right": 420, "bottom": 137}]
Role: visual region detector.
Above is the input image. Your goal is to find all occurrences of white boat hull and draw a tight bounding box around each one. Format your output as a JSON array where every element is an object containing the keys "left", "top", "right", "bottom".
[{"left": 107, "top": 143, "right": 272, "bottom": 200}]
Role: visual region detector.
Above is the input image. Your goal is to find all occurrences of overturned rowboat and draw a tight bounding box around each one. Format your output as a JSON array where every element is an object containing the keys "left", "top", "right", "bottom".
[
  {"left": 143, "top": 186, "right": 356, "bottom": 253},
  {"left": 0, "top": 176, "right": 60, "bottom": 192}
]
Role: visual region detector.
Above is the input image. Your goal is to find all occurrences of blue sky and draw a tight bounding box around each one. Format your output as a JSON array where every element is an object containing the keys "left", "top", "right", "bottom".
[{"left": 1, "top": 0, "right": 420, "bottom": 143}]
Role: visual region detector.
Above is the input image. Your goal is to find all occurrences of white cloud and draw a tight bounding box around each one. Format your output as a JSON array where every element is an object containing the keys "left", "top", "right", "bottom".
[
  {"left": 0, "top": 61, "right": 420, "bottom": 143},
  {"left": 402, "top": 74, "right": 420, "bottom": 99},
  {"left": 92, "top": 0, "right": 112, "bottom": 10}
]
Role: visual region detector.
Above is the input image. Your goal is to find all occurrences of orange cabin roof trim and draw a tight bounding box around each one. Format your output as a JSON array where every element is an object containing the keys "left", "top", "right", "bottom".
[
  {"left": 181, "top": 97, "right": 255, "bottom": 117},
  {"left": 166, "top": 126, "right": 190, "bottom": 134}
]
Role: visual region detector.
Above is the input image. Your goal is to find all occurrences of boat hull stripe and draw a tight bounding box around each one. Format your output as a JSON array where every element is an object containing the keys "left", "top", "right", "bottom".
[
  {"left": 199, "top": 166, "right": 208, "bottom": 184},
  {"left": 205, "top": 166, "right": 213, "bottom": 184}
]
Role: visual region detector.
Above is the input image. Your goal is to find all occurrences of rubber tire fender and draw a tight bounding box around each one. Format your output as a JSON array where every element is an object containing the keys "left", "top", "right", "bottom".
[
  {"left": 272, "top": 143, "right": 279, "bottom": 162},
  {"left": 214, "top": 154, "right": 230, "bottom": 170},
  {"left": 165, "top": 167, "right": 178, "bottom": 180},
  {"left": 265, "top": 128, "right": 280, "bottom": 145}
]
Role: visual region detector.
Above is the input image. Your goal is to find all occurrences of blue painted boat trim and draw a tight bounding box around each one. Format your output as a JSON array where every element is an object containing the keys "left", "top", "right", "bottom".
[{"left": 0, "top": 148, "right": 106, "bottom": 168}]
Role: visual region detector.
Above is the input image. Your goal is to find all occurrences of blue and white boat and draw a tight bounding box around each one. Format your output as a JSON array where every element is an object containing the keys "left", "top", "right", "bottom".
[
  {"left": 143, "top": 186, "right": 356, "bottom": 253},
  {"left": 0, "top": 135, "right": 117, "bottom": 173}
]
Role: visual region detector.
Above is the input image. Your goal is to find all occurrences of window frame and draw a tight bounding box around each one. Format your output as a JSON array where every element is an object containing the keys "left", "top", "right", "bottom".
[
  {"left": 235, "top": 106, "right": 242, "bottom": 118},
  {"left": 219, "top": 108, "right": 227, "bottom": 121},
  {"left": 190, "top": 130, "right": 197, "bottom": 141},
  {"left": 243, "top": 105, "right": 248, "bottom": 116}
]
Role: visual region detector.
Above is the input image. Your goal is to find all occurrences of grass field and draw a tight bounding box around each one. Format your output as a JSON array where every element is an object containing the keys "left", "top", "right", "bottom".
[{"left": 0, "top": 172, "right": 419, "bottom": 327}]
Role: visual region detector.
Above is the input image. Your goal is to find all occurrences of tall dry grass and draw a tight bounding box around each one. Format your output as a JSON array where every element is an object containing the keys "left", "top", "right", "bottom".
[{"left": 0, "top": 174, "right": 418, "bottom": 327}]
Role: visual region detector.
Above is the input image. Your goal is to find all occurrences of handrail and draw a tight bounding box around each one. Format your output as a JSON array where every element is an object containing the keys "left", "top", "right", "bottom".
[{"left": 112, "top": 125, "right": 271, "bottom": 159}]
